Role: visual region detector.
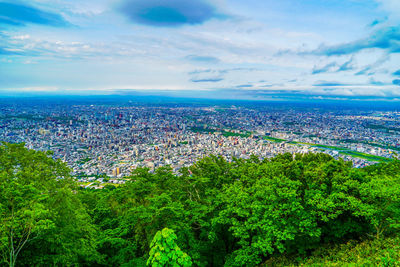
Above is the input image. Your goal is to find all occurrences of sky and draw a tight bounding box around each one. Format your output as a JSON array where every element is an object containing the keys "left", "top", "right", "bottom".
[{"left": 0, "top": 0, "right": 400, "bottom": 100}]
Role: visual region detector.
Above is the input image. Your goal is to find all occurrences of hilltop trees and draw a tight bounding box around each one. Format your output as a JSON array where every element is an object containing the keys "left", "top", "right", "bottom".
[
  {"left": 83, "top": 153, "right": 400, "bottom": 266},
  {"left": 0, "top": 143, "right": 100, "bottom": 266},
  {"left": 216, "top": 154, "right": 367, "bottom": 265},
  {"left": 1, "top": 142, "right": 400, "bottom": 266}
]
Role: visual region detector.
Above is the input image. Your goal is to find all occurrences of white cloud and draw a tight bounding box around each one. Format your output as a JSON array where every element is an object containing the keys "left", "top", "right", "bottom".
[
  {"left": 12, "top": 35, "right": 30, "bottom": 40},
  {"left": 376, "top": 0, "right": 400, "bottom": 21}
]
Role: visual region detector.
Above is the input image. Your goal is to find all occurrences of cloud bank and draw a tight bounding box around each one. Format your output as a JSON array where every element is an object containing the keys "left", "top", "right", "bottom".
[
  {"left": 118, "top": 0, "right": 221, "bottom": 27},
  {"left": 0, "top": 2, "right": 68, "bottom": 27},
  {"left": 307, "top": 26, "right": 400, "bottom": 56}
]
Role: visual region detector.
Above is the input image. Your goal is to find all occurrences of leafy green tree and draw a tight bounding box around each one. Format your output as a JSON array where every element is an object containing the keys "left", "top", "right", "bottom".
[
  {"left": 0, "top": 143, "right": 100, "bottom": 266},
  {"left": 147, "top": 228, "right": 192, "bottom": 267},
  {"left": 358, "top": 161, "right": 400, "bottom": 239},
  {"left": 216, "top": 157, "right": 319, "bottom": 266},
  {"left": 86, "top": 157, "right": 234, "bottom": 266},
  {"left": 216, "top": 153, "right": 378, "bottom": 265}
]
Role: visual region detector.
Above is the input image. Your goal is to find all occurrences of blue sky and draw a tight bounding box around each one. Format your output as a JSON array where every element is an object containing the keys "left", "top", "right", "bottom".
[{"left": 0, "top": 0, "right": 400, "bottom": 100}]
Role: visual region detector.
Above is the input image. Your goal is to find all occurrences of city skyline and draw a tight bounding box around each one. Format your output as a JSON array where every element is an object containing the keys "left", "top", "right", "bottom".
[
  {"left": 1, "top": 0, "right": 400, "bottom": 100},
  {"left": 2, "top": 97, "right": 399, "bottom": 183}
]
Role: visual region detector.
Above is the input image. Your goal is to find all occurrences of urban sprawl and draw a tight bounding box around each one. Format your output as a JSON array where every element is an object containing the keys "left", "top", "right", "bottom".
[{"left": 1, "top": 100, "right": 399, "bottom": 188}]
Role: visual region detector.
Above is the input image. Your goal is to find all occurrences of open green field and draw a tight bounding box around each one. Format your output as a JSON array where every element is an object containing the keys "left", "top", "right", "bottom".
[
  {"left": 340, "top": 151, "right": 391, "bottom": 162},
  {"left": 287, "top": 141, "right": 391, "bottom": 162},
  {"left": 190, "top": 126, "right": 251, "bottom": 138},
  {"left": 190, "top": 126, "right": 217, "bottom": 133},
  {"left": 263, "top": 136, "right": 286, "bottom": 142},
  {"left": 222, "top": 131, "right": 251, "bottom": 138},
  {"left": 290, "top": 141, "right": 348, "bottom": 151},
  {"left": 343, "top": 139, "right": 400, "bottom": 152}
]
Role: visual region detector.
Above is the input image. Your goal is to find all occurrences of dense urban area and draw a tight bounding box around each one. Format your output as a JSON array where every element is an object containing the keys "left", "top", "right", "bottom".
[{"left": 1, "top": 97, "right": 400, "bottom": 188}]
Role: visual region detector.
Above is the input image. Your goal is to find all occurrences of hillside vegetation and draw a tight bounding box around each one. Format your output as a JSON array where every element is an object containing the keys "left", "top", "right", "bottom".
[{"left": 1, "top": 142, "right": 400, "bottom": 266}]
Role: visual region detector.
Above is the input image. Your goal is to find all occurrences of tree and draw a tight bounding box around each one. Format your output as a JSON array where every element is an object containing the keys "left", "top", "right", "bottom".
[
  {"left": 216, "top": 158, "right": 318, "bottom": 266},
  {"left": 147, "top": 228, "right": 192, "bottom": 267},
  {"left": 215, "top": 153, "right": 376, "bottom": 265},
  {"left": 358, "top": 161, "right": 400, "bottom": 239},
  {"left": 0, "top": 143, "right": 100, "bottom": 266}
]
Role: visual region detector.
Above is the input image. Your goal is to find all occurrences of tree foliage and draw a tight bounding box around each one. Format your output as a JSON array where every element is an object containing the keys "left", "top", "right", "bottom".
[
  {"left": 0, "top": 143, "right": 100, "bottom": 266},
  {"left": 1, "top": 142, "right": 400, "bottom": 266},
  {"left": 147, "top": 228, "right": 192, "bottom": 267}
]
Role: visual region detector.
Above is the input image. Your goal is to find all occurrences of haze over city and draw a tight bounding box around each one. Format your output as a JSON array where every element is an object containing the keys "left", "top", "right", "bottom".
[{"left": 1, "top": 0, "right": 400, "bottom": 100}]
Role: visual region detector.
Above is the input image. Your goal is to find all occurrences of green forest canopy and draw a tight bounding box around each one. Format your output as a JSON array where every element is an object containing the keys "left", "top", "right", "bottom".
[{"left": 1, "top": 142, "right": 400, "bottom": 266}]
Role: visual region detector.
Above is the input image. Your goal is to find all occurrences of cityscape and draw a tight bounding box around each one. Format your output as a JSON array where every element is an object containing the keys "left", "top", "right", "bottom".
[
  {"left": 1, "top": 0, "right": 400, "bottom": 265},
  {"left": 2, "top": 97, "right": 399, "bottom": 188}
]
